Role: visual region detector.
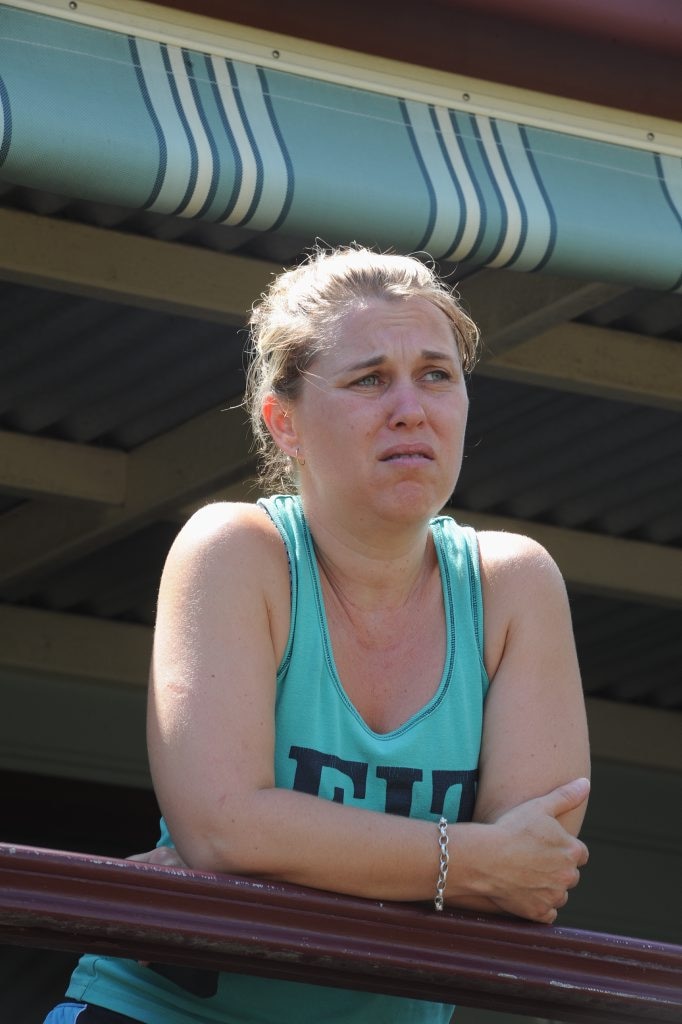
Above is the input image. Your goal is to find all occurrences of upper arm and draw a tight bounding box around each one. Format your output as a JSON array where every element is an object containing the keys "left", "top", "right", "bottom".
[
  {"left": 147, "top": 502, "right": 290, "bottom": 867},
  {"left": 473, "top": 532, "right": 590, "bottom": 834}
]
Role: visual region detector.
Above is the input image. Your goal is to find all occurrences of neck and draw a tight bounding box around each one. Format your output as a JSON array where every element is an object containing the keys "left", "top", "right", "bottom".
[{"left": 301, "top": 498, "right": 436, "bottom": 613}]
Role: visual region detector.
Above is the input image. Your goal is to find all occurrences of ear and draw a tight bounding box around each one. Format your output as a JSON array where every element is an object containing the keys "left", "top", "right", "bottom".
[{"left": 261, "top": 392, "right": 299, "bottom": 457}]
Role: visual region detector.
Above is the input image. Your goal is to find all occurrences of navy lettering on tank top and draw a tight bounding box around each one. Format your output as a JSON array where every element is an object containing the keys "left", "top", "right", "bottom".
[{"left": 290, "top": 744, "right": 478, "bottom": 820}]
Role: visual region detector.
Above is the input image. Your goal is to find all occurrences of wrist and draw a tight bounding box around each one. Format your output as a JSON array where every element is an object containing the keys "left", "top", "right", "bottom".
[{"left": 440, "top": 822, "right": 499, "bottom": 903}]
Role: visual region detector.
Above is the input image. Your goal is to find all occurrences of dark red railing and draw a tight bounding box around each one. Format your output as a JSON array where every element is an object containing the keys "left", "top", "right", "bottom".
[{"left": 1, "top": 843, "right": 680, "bottom": 1023}]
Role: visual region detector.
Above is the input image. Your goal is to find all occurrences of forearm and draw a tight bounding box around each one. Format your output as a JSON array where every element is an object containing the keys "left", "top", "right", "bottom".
[
  {"left": 163, "top": 776, "right": 588, "bottom": 923},
  {"left": 169, "top": 785, "right": 478, "bottom": 903}
]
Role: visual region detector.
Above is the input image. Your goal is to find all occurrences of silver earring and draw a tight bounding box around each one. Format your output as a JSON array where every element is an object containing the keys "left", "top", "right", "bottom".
[{"left": 295, "top": 447, "right": 306, "bottom": 467}]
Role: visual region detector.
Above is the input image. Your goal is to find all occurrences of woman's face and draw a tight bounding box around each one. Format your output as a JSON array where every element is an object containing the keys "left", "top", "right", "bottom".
[{"left": 271, "top": 296, "right": 469, "bottom": 528}]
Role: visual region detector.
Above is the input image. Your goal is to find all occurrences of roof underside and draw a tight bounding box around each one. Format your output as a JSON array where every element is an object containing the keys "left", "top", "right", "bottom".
[
  {"left": 0, "top": 0, "right": 680, "bottom": 761},
  {"left": 0, "top": 184, "right": 680, "bottom": 715}
]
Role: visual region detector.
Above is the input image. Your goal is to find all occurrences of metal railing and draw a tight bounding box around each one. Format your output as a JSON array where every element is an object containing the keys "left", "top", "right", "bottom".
[{"left": 1, "top": 843, "right": 680, "bottom": 1023}]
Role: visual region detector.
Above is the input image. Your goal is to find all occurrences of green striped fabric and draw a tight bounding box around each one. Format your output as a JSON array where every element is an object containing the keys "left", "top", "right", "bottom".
[{"left": 1, "top": 5, "right": 681, "bottom": 289}]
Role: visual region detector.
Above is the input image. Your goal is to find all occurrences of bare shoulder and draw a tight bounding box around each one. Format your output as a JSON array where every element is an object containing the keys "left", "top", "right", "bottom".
[
  {"left": 167, "top": 501, "right": 286, "bottom": 575},
  {"left": 159, "top": 501, "right": 290, "bottom": 619},
  {"left": 476, "top": 529, "right": 566, "bottom": 594},
  {"left": 175, "top": 500, "right": 280, "bottom": 546},
  {"left": 476, "top": 531, "right": 570, "bottom": 678},
  {"left": 155, "top": 501, "right": 291, "bottom": 665}
]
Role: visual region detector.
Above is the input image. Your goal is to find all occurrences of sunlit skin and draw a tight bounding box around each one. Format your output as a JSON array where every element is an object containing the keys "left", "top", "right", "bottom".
[
  {"left": 264, "top": 297, "right": 469, "bottom": 545},
  {"left": 141, "top": 292, "right": 589, "bottom": 929},
  {"left": 49, "top": 256, "right": 590, "bottom": 1021}
]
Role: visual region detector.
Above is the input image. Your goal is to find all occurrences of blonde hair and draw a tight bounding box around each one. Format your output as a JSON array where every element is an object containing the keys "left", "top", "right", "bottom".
[{"left": 245, "top": 245, "right": 480, "bottom": 490}]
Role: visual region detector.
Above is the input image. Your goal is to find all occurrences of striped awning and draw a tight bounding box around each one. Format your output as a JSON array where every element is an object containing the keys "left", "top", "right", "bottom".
[{"left": 1, "top": 4, "right": 681, "bottom": 290}]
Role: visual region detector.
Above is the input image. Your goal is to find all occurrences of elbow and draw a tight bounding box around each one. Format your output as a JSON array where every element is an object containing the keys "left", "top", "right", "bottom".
[
  {"left": 175, "top": 830, "right": 245, "bottom": 875},
  {"left": 171, "top": 816, "right": 274, "bottom": 878}
]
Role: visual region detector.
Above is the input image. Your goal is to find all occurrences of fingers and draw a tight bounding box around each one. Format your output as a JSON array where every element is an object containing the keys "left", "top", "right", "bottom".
[
  {"left": 488, "top": 791, "right": 590, "bottom": 926},
  {"left": 566, "top": 867, "right": 581, "bottom": 890},
  {"left": 534, "top": 889, "right": 570, "bottom": 923},
  {"left": 559, "top": 842, "right": 588, "bottom": 890},
  {"left": 561, "top": 836, "right": 589, "bottom": 872},
  {"left": 534, "top": 906, "right": 559, "bottom": 925},
  {"left": 127, "top": 846, "right": 184, "bottom": 866},
  {"left": 496, "top": 882, "right": 575, "bottom": 925},
  {"left": 541, "top": 777, "right": 591, "bottom": 819}
]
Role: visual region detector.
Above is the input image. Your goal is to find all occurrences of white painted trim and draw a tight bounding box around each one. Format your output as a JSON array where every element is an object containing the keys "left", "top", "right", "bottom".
[{"left": 4, "top": 0, "right": 682, "bottom": 157}]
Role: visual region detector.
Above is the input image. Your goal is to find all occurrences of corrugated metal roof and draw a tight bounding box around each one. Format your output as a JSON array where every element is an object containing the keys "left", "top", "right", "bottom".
[
  {"left": 0, "top": 278, "right": 679, "bottom": 710},
  {"left": 0, "top": 187, "right": 680, "bottom": 718},
  {"left": 461, "top": 377, "right": 681, "bottom": 545},
  {"left": 0, "top": 281, "right": 245, "bottom": 450}
]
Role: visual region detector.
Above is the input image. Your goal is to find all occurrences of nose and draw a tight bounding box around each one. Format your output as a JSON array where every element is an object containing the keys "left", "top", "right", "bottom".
[{"left": 387, "top": 380, "right": 426, "bottom": 429}]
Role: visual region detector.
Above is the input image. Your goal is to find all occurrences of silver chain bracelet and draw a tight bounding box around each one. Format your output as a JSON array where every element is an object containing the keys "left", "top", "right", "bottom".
[{"left": 434, "top": 816, "right": 449, "bottom": 911}]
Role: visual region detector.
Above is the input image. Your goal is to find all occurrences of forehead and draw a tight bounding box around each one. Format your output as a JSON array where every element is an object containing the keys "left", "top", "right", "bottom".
[{"left": 332, "top": 296, "right": 458, "bottom": 356}]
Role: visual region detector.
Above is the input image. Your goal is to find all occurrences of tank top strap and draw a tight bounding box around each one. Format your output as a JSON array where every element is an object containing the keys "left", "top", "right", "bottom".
[
  {"left": 258, "top": 493, "right": 316, "bottom": 679},
  {"left": 430, "top": 514, "right": 486, "bottom": 668}
]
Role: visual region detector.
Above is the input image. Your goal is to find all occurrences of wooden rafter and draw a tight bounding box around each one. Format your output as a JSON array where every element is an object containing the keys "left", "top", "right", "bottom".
[
  {"left": 0, "top": 404, "right": 254, "bottom": 594},
  {"left": 446, "top": 506, "right": 682, "bottom": 607},
  {"left": 480, "top": 323, "right": 682, "bottom": 412},
  {"left": 459, "top": 269, "right": 626, "bottom": 356},
  {"left": 0, "top": 429, "right": 127, "bottom": 504},
  {"left": 1, "top": 603, "right": 679, "bottom": 771},
  {"left": 0, "top": 206, "right": 279, "bottom": 324}
]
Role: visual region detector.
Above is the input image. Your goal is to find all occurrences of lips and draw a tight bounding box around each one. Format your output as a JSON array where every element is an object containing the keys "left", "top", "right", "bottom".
[{"left": 379, "top": 444, "right": 435, "bottom": 462}]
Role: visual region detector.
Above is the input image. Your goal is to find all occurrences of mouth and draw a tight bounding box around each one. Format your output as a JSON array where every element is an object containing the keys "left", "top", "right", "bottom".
[{"left": 379, "top": 445, "right": 435, "bottom": 462}]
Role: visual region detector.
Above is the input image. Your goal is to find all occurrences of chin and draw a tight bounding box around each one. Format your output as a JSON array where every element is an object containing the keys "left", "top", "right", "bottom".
[{"left": 374, "top": 485, "right": 445, "bottom": 524}]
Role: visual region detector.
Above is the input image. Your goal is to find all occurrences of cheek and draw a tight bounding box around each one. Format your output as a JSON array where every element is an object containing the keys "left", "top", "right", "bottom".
[
  {"left": 455, "top": 391, "right": 469, "bottom": 426},
  {"left": 443, "top": 393, "right": 468, "bottom": 426}
]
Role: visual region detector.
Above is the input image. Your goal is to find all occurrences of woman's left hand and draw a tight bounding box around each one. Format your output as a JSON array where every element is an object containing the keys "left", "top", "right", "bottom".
[{"left": 127, "top": 847, "right": 187, "bottom": 867}]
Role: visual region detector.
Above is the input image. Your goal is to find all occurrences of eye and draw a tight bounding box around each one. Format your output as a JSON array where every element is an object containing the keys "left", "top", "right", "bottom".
[
  {"left": 353, "top": 373, "right": 382, "bottom": 387},
  {"left": 422, "top": 368, "right": 451, "bottom": 382}
]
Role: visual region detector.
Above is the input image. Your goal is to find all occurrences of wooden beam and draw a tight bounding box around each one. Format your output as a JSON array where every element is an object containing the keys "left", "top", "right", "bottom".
[
  {"left": 0, "top": 207, "right": 279, "bottom": 324},
  {"left": 0, "top": 603, "right": 150, "bottom": 688},
  {"left": 178, "top": 473, "right": 261, "bottom": 521},
  {"left": 587, "top": 697, "right": 682, "bottom": 773},
  {"left": 0, "top": 404, "right": 253, "bottom": 593},
  {"left": 458, "top": 269, "right": 627, "bottom": 356},
  {"left": 479, "top": 322, "right": 682, "bottom": 411},
  {"left": 1, "top": 603, "right": 679, "bottom": 772},
  {"left": 447, "top": 506, "right": 682, "bottom": 607},
  {"left": 0, "top": 209, "right": 630, "bottom": 348},
  {"left": 0, "top": 430, "right": 128, "bottom": 504},
  {"left": 180, "top": 491, "right": 682, "bottom": 607}
]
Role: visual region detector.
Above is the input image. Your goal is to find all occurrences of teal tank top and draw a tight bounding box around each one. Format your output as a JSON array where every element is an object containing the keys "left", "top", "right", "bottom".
[{"left": 68, "top": 496, "right": 489, "bottom": 1024}]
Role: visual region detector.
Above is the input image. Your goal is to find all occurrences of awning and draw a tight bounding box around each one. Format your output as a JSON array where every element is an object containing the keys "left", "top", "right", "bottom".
[{"left": 1, "top": 3, "right": 681, "bottom": 289}]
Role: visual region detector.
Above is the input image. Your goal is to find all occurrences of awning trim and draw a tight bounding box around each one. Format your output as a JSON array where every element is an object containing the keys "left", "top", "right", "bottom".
[
  {"left": 1, "top": 4, "right": 681, "bottom": 290},
  {"left": 4, "top": 0, "right": 682, "bottom": 157}
]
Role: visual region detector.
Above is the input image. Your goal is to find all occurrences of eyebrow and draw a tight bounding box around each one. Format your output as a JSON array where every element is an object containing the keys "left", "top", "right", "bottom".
[{"left": 344, "top": 349, "right": 457, "bottom": 373}]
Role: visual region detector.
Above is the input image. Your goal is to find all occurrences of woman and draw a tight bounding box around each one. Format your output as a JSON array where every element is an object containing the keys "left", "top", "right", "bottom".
[{"left": 47, "top": 247, "right": 590, "bottom": 1023}]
